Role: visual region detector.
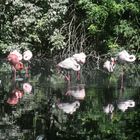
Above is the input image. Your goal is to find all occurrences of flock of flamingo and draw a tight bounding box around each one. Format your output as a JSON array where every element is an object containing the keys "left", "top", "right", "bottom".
[
  {"left": 6, "top": 50, "right": 33, "bottom": 105},
  {"left": 6, "top": 49, "right": 136, "bottom": 114}
]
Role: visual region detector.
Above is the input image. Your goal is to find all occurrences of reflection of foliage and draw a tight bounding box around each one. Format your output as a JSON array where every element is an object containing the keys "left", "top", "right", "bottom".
[{"left": 0, "top": 60, "right": 139, "bottom": 140}]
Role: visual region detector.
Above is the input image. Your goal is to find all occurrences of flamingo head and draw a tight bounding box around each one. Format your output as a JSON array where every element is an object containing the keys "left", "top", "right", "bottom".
[
  {"left": 73, "top": 52, "right": 86, "bottom": 64},
  {"left": 10, "top": 50, "right": 22, "bottom": 60},
  {"left": 7, "top": 53, "right": 20, "bottom": 65},
  {"left": 23, "top": 50, "right": 33, "bottom": 61}
]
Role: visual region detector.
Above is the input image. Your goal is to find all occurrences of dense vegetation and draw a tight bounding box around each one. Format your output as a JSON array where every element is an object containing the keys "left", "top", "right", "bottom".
[
  {"left": 0, "top": 0, "right": 139, "bottom": 59},
  {"left": 0, "top": 1, "right": 139, "bottom": 139}
]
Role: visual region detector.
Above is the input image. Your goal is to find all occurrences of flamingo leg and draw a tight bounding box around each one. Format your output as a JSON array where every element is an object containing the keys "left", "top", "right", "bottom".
[
  {"left": 11, "top": 65, "right": 16, "bottom": 81},
  {"left": 25, "top": 66, "right": 29, "bottom": 78},
  {"left": 56, "top": 65, "right": 61, "bottom": 74},
  {"left": 77, "top": 71, "right": 80, "bottom": 80},
  {"left": 65, "top": 71, "right": 70, "bottom": 81},
  {"left": 120, "top": 68, "right": 124, "bottom": 91}
]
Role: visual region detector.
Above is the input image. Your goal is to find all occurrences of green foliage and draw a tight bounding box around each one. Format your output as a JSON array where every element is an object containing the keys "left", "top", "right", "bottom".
[
  {"left": 0, "top": 0, "right": 68, "bottom": 55},
  {"left": 0, "top": 0, "right": 139, "bottom": 58},
  {"left": 77, "top": 0, "right": 139, "bottom": 57}
]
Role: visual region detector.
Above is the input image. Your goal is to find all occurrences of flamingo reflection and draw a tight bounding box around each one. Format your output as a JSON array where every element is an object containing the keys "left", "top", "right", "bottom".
[
  {"left": 65, "top": 84, "right": 85, "bottom": 100},
  {"left": 57, "top": 101, "right": 80, "bottom": 114},
  {"left": 7, "top": 82, "right": 32, "bottom": 105},
  {"left": 103, "top": 104, "right": 114, "bottom": 114},
  {"left": 7, "top": 88, "right": 24, "bottom": 105}
]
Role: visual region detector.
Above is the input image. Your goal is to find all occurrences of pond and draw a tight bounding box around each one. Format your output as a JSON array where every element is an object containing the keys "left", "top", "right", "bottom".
[{"left": 0, "top": 59, "right": 139, "bottom": 140}]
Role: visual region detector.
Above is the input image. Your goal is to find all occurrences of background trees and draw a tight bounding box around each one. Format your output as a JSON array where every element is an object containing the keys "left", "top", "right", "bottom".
[{"left": 0, "top": 0, "right": 139, "bottom": 59}]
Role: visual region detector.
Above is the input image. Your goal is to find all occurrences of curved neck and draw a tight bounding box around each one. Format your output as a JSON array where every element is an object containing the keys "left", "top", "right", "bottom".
[{"left": 125, "top": 55, "right": 136, "bottom": 62}]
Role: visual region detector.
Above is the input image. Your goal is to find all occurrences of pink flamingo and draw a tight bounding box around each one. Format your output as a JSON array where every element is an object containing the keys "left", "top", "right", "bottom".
[
  {"left": 72, "top": 52, "right": 86, "bottom": 64},
  {"left": 7, "top": 50, "right": 33, "bottom": 79},
  {"left": 7, "top": 89, "right": 24, "bottom": 105},
  {"left": 57, "top": 52, "right": 86, "bottom": 81},
  {"left": 7, "top": 51, "right": 24, "bottom": 80}
]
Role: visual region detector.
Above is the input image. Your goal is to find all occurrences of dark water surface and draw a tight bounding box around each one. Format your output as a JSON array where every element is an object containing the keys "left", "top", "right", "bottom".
[{"left": 0, "top": 61, "right": 139, "bottom": 140}]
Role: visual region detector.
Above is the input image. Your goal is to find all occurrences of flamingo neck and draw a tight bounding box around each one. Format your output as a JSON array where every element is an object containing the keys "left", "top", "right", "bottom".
[
  {"left": 127, "top": 55, "right": 136, "bottom": 62},
  {"left": 73, "top": 64, "right": 80, "bottom": 71}
]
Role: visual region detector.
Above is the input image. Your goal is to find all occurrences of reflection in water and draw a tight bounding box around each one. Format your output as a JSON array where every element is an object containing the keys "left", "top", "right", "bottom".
[
  {"left": 36, "top": 134, "right": 46, "bottom": 140},
  {"left": 103, "top": 104, "right": 114, "bottom": 114},
  {"left": 57, "top": 101, "right": 80, "bottom": 114},
  {"left": 23, "top": 83, "right": 32, "bottom": 94},
  {"left": 0, "top": 56, "right": 139, "bottom": 139},
  {"left": 65, "top": 84, "right": 85, "bottom": 100},
  {"left": 7, "top": 88, "right": 23, "bottom": 105},
  {"left": 6, "top": 80, "right": 32, "bottom": 105}
]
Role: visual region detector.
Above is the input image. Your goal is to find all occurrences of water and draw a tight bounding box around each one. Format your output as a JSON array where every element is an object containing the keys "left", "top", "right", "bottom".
[{"left": 0, "top": 61, "right": 139, "bottom": 140}]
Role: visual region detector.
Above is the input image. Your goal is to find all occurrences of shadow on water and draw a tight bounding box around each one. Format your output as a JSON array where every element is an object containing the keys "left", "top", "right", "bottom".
[{"left": 0, "top": 59, "right": 139, "bottom": 140}]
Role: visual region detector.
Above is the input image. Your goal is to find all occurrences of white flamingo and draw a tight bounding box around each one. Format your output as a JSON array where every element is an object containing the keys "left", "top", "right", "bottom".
[
  {"left": 58, "top": 57, "right": 80, "bottom": 71},
  {"left": 117, "top": 100, "right": 135, "bottom": 112},
  {"left": 57, "top": 57, "right": 80, "bottom": 81},
  {"left": 103, "top": 104, "right": 114, "bottom": 114},
  {"left": 66, "top": 84, "right": 85, "bottom": 100},
  {"left": 117, "top": 50, "right": 136, "bottom": 63},
  {"left": 57, "top": 101, "right": 80, "bottom": 114},
  {"left": 23, "top": 50, "right": 33, "bottom": 77},
  {"left": 57, "top": 52, "right": 86, "bottom": 81},
  {"left": 72, "top": 52, "right": 86, "bottom": 64},
  {"left": 103, "top": 58, "right": 116, "bottom": 72}
]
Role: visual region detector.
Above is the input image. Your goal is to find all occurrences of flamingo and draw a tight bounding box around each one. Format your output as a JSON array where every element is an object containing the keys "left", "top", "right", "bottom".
[
  {"left": 23, "top": 50, "right": 33, "bottom": 61},
  {"left": 7, "top": 50, "right": 24, "bottom": 80},
  {"left": 117, "top": 50, "right": 136, "bottom": 63},
  {"left": 57, "top": 101, "right": 80, "bottom": 114},
  {"left": 72, "top": 52, "right": 86, "bottom": 64},
  {"left": 23, "top": 50, "right": 33, "bottom": 78},
  {"left": 57, "top": 57, "right": 81, "bottom": 81},
  {"left": 23, "top": 83, "right": 32, "bottom": 94},
  {"left": 115, "top": 50, "right": 136, "bottom": 90},
  {"left": 117, "top": 100, "right": 135, "bottom": 112},
  {"left": 103, "top": 58, "right": 116, "bottom": 72},
  {"left": 57, "top": 52, "right": 86, "bottom": 81},
  {"left": 7, "top": 89, "right": 24, "bottom": 105},
  {"left": 7, "top": 50, "right": 33, "bottom": 79},
  {"left": 103, "top": 104, "right": 114, "bottom": 114},
  {"left": 10, "top": 50, "right": 22, "bottom": 61},
  {"left": 65, "top": 84, "right": 85, "bottom": 100}
]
